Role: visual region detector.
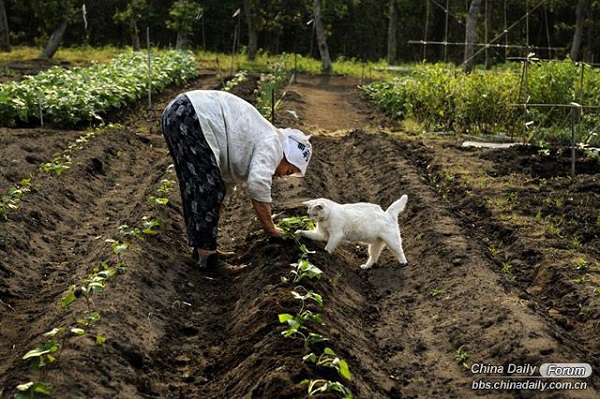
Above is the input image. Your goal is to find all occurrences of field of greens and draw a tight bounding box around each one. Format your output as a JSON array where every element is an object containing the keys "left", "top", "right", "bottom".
[
  {"left": 0, "top": 50, "right": 197, "bottom": 127},
  {"left": 362, "top": 60, "right": 600, "bottom": 148}
]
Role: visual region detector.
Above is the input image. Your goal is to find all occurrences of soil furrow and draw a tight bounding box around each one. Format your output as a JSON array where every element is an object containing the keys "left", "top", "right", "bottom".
[{"left": 1, "top": 72, "right": 598, "bottom": 399}]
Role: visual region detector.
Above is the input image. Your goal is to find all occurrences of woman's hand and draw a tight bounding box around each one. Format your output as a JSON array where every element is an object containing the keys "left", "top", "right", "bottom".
[{"left": 251, "top": 199, "right": 283, "bottom": 238}]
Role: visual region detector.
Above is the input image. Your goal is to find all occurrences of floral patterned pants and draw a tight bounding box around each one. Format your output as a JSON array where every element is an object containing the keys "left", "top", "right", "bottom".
[{"left": 160, "top": 94, "right": 225, "bottom": 251}]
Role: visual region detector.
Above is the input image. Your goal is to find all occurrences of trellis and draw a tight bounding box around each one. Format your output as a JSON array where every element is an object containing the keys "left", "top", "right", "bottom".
[
  {"left": 408, "top": 0, "right": 599, "bottom": 177},
  {"left": 408, "top": 0, "right": 565, "bottom": 65}
]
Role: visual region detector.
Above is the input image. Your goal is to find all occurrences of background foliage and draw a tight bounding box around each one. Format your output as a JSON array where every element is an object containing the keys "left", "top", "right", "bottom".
[{"left": 4, "top": 0, "right": 600, "bottom": 64}]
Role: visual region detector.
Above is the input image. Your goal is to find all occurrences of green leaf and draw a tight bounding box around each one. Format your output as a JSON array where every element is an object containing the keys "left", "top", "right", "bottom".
[
  {"left": 22, "top": 341, "right": 59, "bottom": 360},
  {"left": 302, "top": 353, "right": 317, "bottom": 363},
  {"left": 323, "top": 347, "right": 336, "bottom": 356},
  {"left": 60, "top": 292, "right": 77, "bottom": 308},
  {"left": 338, "top": 359, "right": 352, "bottom": 380},
  {"left": 278, "top": 313, "right": 294, "bottom": 323},
  {"left": 43, "top": 328, "right": 63, "bottom": 337},
  {"left": 15, "top": 382, "right": 34, "bottom": 391}
]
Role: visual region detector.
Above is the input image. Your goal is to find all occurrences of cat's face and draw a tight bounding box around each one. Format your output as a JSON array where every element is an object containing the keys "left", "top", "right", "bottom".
[{"left": 303, "top": 199, "right": 331, "bottom": 222}]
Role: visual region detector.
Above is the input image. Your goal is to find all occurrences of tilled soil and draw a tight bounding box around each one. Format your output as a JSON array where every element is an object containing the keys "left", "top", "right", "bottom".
[{"left": 0, "top": 71, "right": 599, "bottom": 399}]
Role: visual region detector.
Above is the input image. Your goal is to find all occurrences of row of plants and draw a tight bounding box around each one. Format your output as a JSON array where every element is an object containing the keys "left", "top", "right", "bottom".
[
  {"left": 276, "top": 217, "right": 353, "bottom": 398},
  {"left": 0, "top": 125, "right": 118, "bottom": 220},
  {"left": 15, "top": 165, "right": 176, "bottom": 398},
  {"left": 0, "top": 50, "right": 198, "bottom": 128},
  {"left": 222, "top": 55, "right": 289, "bottom": 122},
  {"left": 255, "top": 57, "right": 290, "bottom": 120},
  {"left": 361, "top": 59, "right": 600, "bottom": 147}
]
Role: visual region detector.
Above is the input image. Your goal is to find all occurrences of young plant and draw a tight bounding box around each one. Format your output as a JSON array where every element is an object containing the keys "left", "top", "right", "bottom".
[
  {"left": 14, "top": 381, "right": 52, "bottom": 399},
  {"left": 301, "top": 379, "right": 353, "bottom": 398},
  {"left": 0, "top": 178, "right": 31, "bottom": 219},
  {"left": 454, "top": 345, "right": 470, "bottom": 369},
  {"left": 140, "top": 216, "right": 164, "bottom": 235},
  {"left": 292, "top": 288, "right": 323, "bottom": 307},
  {"left": 283, "top": 259, "right": 323, "bottom": 284},
  {"left": 303, "top": 347, "right": 352, "bottom": 381}
]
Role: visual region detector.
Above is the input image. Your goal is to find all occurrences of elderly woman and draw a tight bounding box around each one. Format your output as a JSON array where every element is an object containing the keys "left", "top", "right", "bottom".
[{"left": 161, "top": 89, "right": 313, "bottom": 269}]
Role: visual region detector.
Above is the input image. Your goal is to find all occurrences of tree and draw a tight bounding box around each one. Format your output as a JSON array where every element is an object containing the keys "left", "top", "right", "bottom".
[
  {"left": 243, "top": 0, "right": 258, "bottom": 60},
  {"left": 313, "top": 0, "right": 332, "bottom": 73},
  {"left": 114, "top": 0, "right": 147, "bottom": 51},
  {"left": 387, "top": 0, "right": 398, "bottom": 65},
  {"left": 32, "top": 0, "right": 78, "bottom": 59},
  {"left": 167, "top": 0, "right": 202, "bottom": 50},
  {"left": 0, "top": 0, "right": 10, "bottom": 52},
  {"left": 463, "top": 0, "right": 482, "bottom": 72},
  {"left": 570, "top": 0, "right": 591, "bottom": 61}
]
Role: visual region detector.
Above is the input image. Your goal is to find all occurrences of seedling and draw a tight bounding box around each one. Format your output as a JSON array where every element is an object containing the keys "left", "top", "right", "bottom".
[
  {"left": 574, "top": 258, "right": 588, "bottom": 272},
  {"left": 140, "top": 216, "right": 164, "bottom": 235},
  {"left": 303, "top": 347, "right": 352, "bottom": 381},
  {"left": 301, "top": 379, "right": 353, "bottom": 398},
  {"left": 41, "top": 154, "right": 72, "bottom": 175},
  {"left": 291, "top": 287, "right": 324, "bottom": 310},
  {"left": 118, "top": 224, "right": 142, "bottom": 239},
  {"left": 156, "top": 179, "right": 175, "bottom": 195},
  {"left": 61, "top": 263, "right": 121, "bottom": 309},
  {"left": 284, "top": 259, "right": 323, "bottom": 284},
  {"left": 278, "top": 313, "right": 328, "bottom": 349},
  {"left": 454, "top": 345, "right": 470, "bottom": 369},
  {"left": 501, "top": 262, "right": 513, "bottom": 275},
  {"left": 148, "top": 195, "right": 169, "bottom": 209},
  {"left": 0, "top": 178, "right": 32, "bottom": 219},
  {"left": 22, "top": 339, "right": 60, "bottom": 373},
  {"left": 107, "top": 239, "right": 129, "bottom": 260},
  {"left": 14, "top": 381, "right": 51, "bottom": 399},
  {"left": 223, "top": 71, "right": 248, "bottom": 92}
]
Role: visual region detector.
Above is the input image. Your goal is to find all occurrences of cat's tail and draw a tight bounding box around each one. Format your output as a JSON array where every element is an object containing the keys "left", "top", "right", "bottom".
[{"left": 385, "top": 194, "right": 408, "bottom": 220}]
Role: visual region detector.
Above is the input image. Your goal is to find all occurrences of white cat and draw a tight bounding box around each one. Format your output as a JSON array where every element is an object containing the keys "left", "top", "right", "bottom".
[{"left": 296, "top": 195, "right": 408, "bottom": 269}]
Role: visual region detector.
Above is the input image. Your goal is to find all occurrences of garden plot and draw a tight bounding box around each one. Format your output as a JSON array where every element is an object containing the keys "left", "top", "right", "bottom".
[{"left": 0, "top": 72, "right": 598, "bottom": 399}]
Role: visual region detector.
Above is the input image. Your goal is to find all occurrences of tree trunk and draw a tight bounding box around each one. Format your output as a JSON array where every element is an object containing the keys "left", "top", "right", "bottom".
[
  {"left": 0, "top": 0, "right": 10, "bottom": 52},
  {"left": 243, "top": 0, "right": 258, "bottom": 61},
  {"left": 176, "top": 31, "right": 188, "bottom": 50},
  {"left": 463, "top": 0, "right": 482, "bottom": 73},
  {"left": 313, "top": 0, "right": 332, "bottom": 73},
  {"left": 387, "top": 0, "right": 398, "bottom": 65},
  {"left": 570, "top": 0, "right": 590, "bottom": 61},
  {"left": 130, "top": 16, "right": 141, "bottom": 51},
  {"left": 41, "top": 20, "right": 68, "bottom": 59}
]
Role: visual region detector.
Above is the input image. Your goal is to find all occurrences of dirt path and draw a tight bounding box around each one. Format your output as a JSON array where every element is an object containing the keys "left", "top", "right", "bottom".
[{"left": 0, "top": 72, "right": 598, "bottom": 399}]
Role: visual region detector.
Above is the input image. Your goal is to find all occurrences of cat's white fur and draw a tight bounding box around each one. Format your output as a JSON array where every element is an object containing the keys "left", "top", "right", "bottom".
[{"left": 296, "top": 195, "right": 408, "bottom": 269}]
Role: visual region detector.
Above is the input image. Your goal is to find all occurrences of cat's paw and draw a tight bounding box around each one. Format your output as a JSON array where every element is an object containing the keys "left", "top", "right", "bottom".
[{"left": 360, "top": 263, "right": 373, "bottom": 270}]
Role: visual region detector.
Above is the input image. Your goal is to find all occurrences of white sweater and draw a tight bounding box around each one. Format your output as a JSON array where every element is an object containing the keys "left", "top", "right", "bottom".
[{"left": 184, "top": 90, "right": 285, "bottom": 203}]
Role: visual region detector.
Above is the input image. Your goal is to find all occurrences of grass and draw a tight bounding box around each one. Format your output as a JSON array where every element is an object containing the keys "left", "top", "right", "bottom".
[
  {"left": 197, "top": 49, "right": 399, "bottom": 81},
  {"left": 0, "top": 45, "right": 124, "bottom": 66}
]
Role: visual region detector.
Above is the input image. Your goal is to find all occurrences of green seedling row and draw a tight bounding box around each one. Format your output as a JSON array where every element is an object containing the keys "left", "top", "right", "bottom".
[
  {"left": 15, "top": 166, "right": 175, "bottom": 398},
  {"left": 0, "top": 50, "right": 198, "bottom": 127},
  {"left": 277, "top": 216, "right": 353, "bottom": 399}
]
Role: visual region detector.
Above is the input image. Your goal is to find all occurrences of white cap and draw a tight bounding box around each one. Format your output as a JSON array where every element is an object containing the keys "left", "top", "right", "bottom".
[{"left": 281, "top": 128, "right": 312, "bottom": 176}]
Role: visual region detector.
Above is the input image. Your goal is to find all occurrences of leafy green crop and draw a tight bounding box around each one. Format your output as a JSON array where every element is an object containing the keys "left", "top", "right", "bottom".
[
  {"left": 0, "top": 50, "right": 198, "bottom": 127},
  {"left": 362, "top": 61, "right": 600, "bottom": 146}
]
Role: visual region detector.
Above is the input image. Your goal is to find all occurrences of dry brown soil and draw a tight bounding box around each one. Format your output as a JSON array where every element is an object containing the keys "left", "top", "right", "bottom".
[{"left": 0, "top": 68, "right": 599, "bottom": 399}]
